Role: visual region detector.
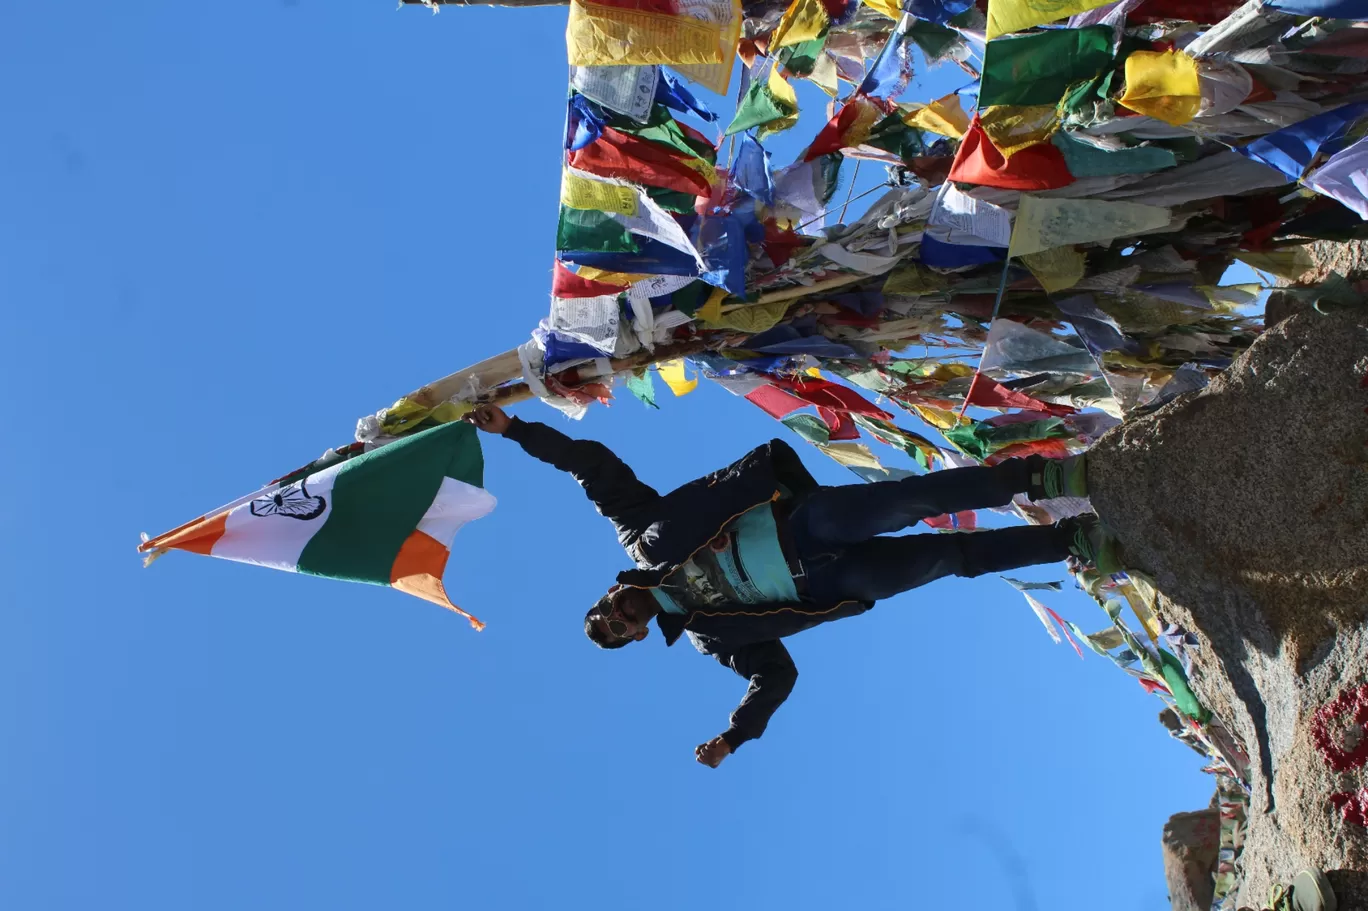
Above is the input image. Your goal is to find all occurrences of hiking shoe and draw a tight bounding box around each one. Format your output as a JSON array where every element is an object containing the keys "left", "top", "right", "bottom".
[
  {"left": 1065, "top": 514, "right": 1123, "bottom": 575},
  {"left": 1270, "top": 869, "right": 1338, "bottom": 911},
  {"left": 1027, "top": 453, "right": 1089, "bottom": 501}
]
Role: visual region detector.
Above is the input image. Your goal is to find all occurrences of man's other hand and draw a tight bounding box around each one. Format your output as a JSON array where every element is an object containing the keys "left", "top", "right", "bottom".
[
  {"left": 695, "top": 736, "right": 732, "bottom": 769},
  {"left": 468, "top": 404, "right": 512, "bottom": 435}
]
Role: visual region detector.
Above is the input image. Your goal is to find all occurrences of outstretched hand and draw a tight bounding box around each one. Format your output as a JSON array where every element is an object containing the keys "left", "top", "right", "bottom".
[
  {"left": 467, "top": 404, "right": 512, "bottom": 436},
  {"left": 695, "top": 736, "right": 732, "bottom": 769}
]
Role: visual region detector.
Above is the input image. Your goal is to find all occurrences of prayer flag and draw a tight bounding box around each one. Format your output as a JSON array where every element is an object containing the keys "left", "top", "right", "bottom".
[
  {"left": 1008, "top": 196, "right": 1172, "bottom": 258},
  {"left": 1117, "top": 50, "right": 1201, "bottom": 126},
  {"left": 1051, "top": 130, "right": 1177, "bottom": 178},
  {"left": 659, "top": 358, "right": 699, "bottom": 395},
  {"left": 856, "top": 17, "right": 915, "bottom": 101},
  {"left": 986, "top": 0, "right": 1113, "bottom": 39},
  {"left": 909, "top": 0, "right": 975, "bottom": 23},
  {"left": 673, "top": 0, "right": 743, "bottom": 93},
  {"left": 746, "top": 384, "right": 805, "bottom": 418},
  {"left": 1266, "top": 0, "right": 1368, "bottom": 15},
  {"left": 804, "top": 96, "right": 884, "bottom": 160},
  {"left": 978, "top": 28, "right": 1113, "bottom": 108},
  {"left": 138, "top": 423, "right": 496, "bottom": 629},
  {"left": 978, "top": 104, "right": 1058, "bottom": 159},
  {"left": 553, "top": 261, "right": 632, "bottom": 298},
  {"left": 902, "top": 92, "right": 970, "bottom": 139},
  {"left": 567, "top": 0, "right": 735, "bottom": 66},
  {"left": 948, "top": 117, "right": 1075, "bottom": 190},
  {"left": 725, "top": 66, "right": 800, "bottom": 137},
  {"left": 569, "top": 127, "right": 716, "bottom": 197},
  {"left": 1304, "top": 135, "right": 1368, "bottom": 220},
  {"left": 771, "top": 0, "right": 830, "bottom": 49},
  {"left": 1237, "top": 102, "right": 1368, "bottom": 181},
  {"left": 559, "top": 169, "right": 704, "bottom": 268}
]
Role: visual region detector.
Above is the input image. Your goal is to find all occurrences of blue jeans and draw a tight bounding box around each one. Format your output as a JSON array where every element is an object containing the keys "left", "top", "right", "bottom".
[{"left": 787, "top": 460, "right": 1071, "bottom": 604}]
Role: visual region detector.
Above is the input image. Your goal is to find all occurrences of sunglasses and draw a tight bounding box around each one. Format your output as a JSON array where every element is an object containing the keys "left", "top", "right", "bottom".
[{"left": 598, "top": 601, "right": 633, "bottom": 640}]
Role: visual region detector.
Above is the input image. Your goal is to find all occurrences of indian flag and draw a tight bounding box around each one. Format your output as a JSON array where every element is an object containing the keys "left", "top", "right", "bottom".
[{"left": 137, "top": 422, "right": 496, "bottom": 629}]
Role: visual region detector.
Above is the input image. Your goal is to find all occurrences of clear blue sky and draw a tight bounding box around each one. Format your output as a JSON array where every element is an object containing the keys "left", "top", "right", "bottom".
[{"left": 1, "top": 4, "right": 1215, "bottom": 908}]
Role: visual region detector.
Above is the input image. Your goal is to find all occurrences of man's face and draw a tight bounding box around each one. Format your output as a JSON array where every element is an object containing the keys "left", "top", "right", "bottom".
[{"left": 596, "top": 587, "right": 653, "bottom": 644}]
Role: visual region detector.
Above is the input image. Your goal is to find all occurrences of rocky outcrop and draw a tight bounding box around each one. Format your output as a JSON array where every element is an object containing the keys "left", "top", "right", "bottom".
[
  {"left": 1087, "top": 305, "right": 1368, "bottom": 908},
  {"left": 1164, "top": 807, "right": 1222, "bottom": 911}
]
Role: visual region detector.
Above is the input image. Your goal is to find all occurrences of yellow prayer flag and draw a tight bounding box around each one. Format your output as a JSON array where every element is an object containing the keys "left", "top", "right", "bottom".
[
  {"left": 561, "top": 169, "right": 639, "bottom": 216},
  {"left": 986, "top": 0, "right": 1112, "bottom": 39},
  {"left": 575, "top": 266, "right": 649, "bottom": 286},
  {"left": 659, "top": 359, "right": 698, "bottom": 396},
  {"left": 804, "top": 366, "right": 822, "bottom": 378},
  {"left": 926, "top": 363, "right": 975, "bottom": 381},
  {"left": 679, "top": 154, "right": 722, "bottom": 186},
  {"left": 772, "top": 0, "right": 830, "bottom": 49},
  {"left": 861, "top": 0, "right": 903, "bottom": 20},
  {"left": 978, "top": 104, "right": 1058, "bottom": 158},
  {"left": 817, "top": 442, "right": 883, "bottom": 470},
  {"left": 567, "top": 0, "right": 729, "bottom": 66},
  {"left": 1118, "top": 50, "right": 1201, "bottom": 126},
  {"left": 1021, "top": 245, "right": 1087, "bottom": 293},
  {"left": 759, "top": 67, "right": 801, "bottom": 139},
  {"left": 883, "top": 261, "right": 950, "bottom": 294},
  {"left": 674, "top": 0, "right": 743, "bottom": 93},
  {"left": 701, "top": 299, "right": 792, "bottom": 333},
  {"left": 1009, "top": 196, "right": 1172, "bottom": 259},
  {"left": 378, "top": 398, "right": 475, "bottom": 436},
  {"left": 696, "top": 286, "right": 729, "bottom": 323},
  {"left": 1235, "top": 248, "right": 1312, "bottom": 282},
  {"left": 910, "top": 404, "right": 967, "bottom": 431},
  {"left": 902, "top": 93, "right": 970, "bottom": 139}
]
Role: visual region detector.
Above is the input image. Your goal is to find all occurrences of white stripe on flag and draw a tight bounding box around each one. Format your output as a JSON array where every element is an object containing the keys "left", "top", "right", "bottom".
[{"left": 211, "top": 461, "right": 344, "bottom": 571}]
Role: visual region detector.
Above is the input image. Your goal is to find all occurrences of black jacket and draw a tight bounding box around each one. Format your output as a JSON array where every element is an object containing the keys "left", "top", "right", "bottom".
[{"left": 505, "top": 417, "right": 870, "bottom": 750}]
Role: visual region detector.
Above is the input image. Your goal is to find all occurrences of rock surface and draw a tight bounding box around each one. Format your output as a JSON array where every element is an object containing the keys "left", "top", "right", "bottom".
[
  {"left": 1164, "top": 807, "right": 1221, "bottom": 911},
  {"left": 1088, "top": 305, "right": 1368, "bottom": 908}
]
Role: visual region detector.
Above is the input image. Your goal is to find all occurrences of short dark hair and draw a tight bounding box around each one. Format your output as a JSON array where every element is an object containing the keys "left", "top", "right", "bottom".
[{"left": 585, "top": 594, "right": 630, "bottom": 649}]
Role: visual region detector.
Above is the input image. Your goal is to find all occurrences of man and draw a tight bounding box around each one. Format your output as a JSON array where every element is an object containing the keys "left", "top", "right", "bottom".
[{"left": 469, "top": 403, "right": 1116, "bottom": 768}]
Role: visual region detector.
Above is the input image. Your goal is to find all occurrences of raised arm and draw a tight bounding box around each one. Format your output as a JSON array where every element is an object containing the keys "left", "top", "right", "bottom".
[
  {"left": 695, "top": 639, "right": 798, "bottom": 768},
  {"left": 471, "top": 405, "right": 659, "bottom": 529}
]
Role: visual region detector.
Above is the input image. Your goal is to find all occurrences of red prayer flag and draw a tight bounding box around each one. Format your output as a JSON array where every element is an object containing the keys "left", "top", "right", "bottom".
[
  {"left": 948, "top": 117, "right": 1075, "bottom": 191},
  {"left": 817, "top": 406, "right": 861, "bottom": 440},
  {"left": 964, "top": 373, "right": 1075, "bottom": 416},
  {"left": 552, "top": 262, "right": 629, "bottom": 298},
  {"left": 803, "top": 97, "right": 883, "bottom": 162},
  {"left": 770, "top": 375, "right": 893, "bottom": 421},
  {"left": 569, "top": 127, "right": 713, "bottom": 197},
  {"left": 745, "top": 384, "right": 805, "bottom": 419},
  {"left": 1131, "top": 0, "right": 1241, "bottom": 23},
  {"left": 986, "top": 438, "right": 1073, "bottom": 463}
]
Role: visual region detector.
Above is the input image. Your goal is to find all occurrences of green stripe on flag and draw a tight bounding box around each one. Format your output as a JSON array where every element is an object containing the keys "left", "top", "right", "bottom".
[
  {"left": 557, "top": 206, "right": 639, "bottom": 253},
  {"left": 298, "top": 422, "right": 483, "bottom": 585}
]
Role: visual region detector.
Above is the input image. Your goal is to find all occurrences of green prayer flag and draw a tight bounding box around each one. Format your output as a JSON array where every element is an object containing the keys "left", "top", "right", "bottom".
[
  {"left": 979, "top": 27, "right": 1113, "bottom": 108},
  {"left": 863, "top": 114, "right": 926, "bottom": 164},
  {"left": 646, "top": 187, "right": 698, "bottom": 214},
  {"left": 725, "top": 73, "right": 799, "bottom": 136},
  {"left": 625, "top": 370, "right": 658, "bottom": 409},
  {"left": 782, "top": 413, "right": 832, "bottom": 444},
  {"left": 609, "top": 105, "right": 717, "bottom": 164},
  {"left": 1051, "top": 129, "right": 1177, "bottom": 178},
  {"left": 556, "top": 206, "right": 639, "bottom": 253},
  {"left": 908, "top": 19, "right": 960, "bottom": 62},
  {"left": 778, "top": 35, "right": 828, "bottom": 77},
  {"left": 1159, "top": 649, "right": 1209, "bottom": 721}
]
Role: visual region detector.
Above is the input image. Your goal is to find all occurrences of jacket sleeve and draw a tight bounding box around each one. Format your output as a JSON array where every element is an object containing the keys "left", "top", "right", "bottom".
[
  {"left": 712, "top": 639, "right": 798, "bottom": 751},
  {"left": 503, "top": 417, "right": 659, "bottom": 527}
]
